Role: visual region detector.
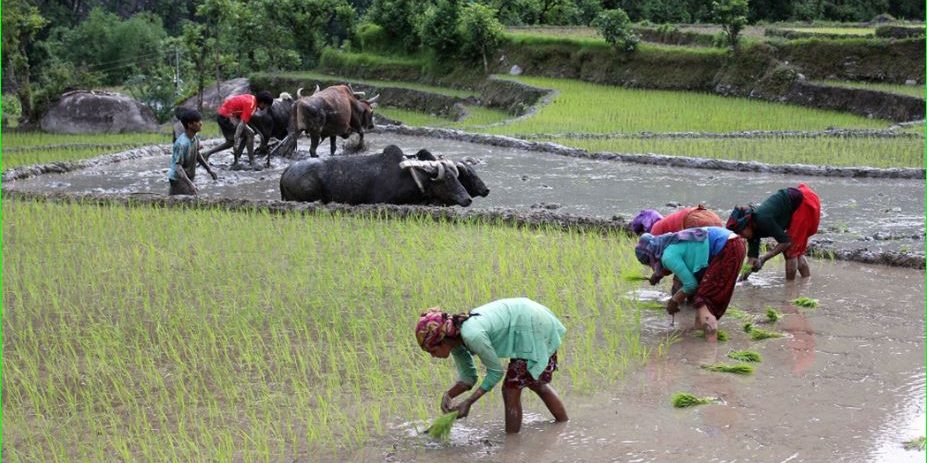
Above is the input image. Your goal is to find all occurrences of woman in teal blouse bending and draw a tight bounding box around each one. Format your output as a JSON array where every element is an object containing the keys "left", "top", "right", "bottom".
[{"left": 415, "top": 297, "right": 568, "bottom": 433}]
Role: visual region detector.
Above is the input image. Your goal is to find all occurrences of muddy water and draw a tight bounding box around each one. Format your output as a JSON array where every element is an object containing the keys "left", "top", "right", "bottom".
[
  {"left": 353, "top": 259, "right": 925, "bottom": 462},
  {"left": 5, "top": 133, "right": 924, "bottom": 255}
]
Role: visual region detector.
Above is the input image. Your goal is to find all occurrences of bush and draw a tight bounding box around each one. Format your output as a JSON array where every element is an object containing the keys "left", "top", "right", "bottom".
[
  {"left": 419, "top": 0, "right": 461, "bottom": 61},
  {"left": 712, "top": 0, "right": 749, "bottom": 50},
  {"left": 593, "top": 9, "right": 640, "bottom": 53},
  {"left": 457, "top": 3, "right": 505, "bottom": 73}
]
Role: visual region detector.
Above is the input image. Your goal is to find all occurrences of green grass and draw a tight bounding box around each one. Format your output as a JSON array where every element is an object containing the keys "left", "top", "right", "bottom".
[
  {"left": 671, "top": 392, "right": 714, "bottom": 408},
  {"left": 2, "top": 122, "right": 225, "bottom": 169},
  {"left": 549, "top": 136, "right": 924, "bottom": 168},
  {"left": 783, "top": 27, "right": 875, "bottom": 35},
  {"left": 3, "top": 199, "right": 654, "bottom": 460},
  {"left": 814, "top": 80, "right": 925, "bottom": 98},
  {"left": 485, "top": 76, "right": 891, "bottom": 135},
  {"left": 269, "top": 70, "right": 478, "bottom": 98},
  {"left": 426, "top": 411, "right": 459, "bottom": 441},
  {"left": 700, "top": 363, "right": 754, "bottom": 375},
  {"left": 727, "top": 350, "right": 762, "bottom": 362},
  {"left": 378, "top": 105, "right": 512, "bottom": 129}
]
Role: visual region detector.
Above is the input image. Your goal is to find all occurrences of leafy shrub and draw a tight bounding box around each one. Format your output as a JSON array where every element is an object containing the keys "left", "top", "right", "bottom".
[{"left": 593, "top": 8, "right": 639, "bottom": 53}]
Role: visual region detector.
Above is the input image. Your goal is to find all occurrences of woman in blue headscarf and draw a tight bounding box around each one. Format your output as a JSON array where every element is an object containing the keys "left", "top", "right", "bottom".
[{"left": 636, "top": 227, "right": 746, "bottom": 340}]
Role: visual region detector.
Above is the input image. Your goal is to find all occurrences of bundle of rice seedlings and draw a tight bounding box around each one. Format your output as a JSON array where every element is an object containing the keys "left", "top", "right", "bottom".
[
  {"left": 903, "top": 436, "right": 925, "bottom": 451},
  {"left": 671, "top": 392, "right": 714, "bottom": 408},
  {"left": 727, "top": 350, "right": 762, "bottom": 362},
  {"left": 695, "top": 329, "right": 729, "bottom": 341},
  {"left": 701, "top": 363, "right": 754, "bottom": 375},
  {"left": 426, "top": 411, "right": 459, "bottom": 441},
  {"left": 766, "top": 308, "right": 782, "bottom": 322},
  {"left": 621, "top": 267, "right": 649, "bottom": 282},
  {"left": 743, "top": 322, "right": 754, "bottom": 333},
  {"left": 749, "top": 327, "right": 784, "bottom": 340},
  {"left": 726, "top": 307, "right": 753, "bottom": 321},
  {"left": 792, "top": 297, "right": 819, "bottom": 308},
  {"left": 638, "top": 300, "right": 665, "bottom": 311}
]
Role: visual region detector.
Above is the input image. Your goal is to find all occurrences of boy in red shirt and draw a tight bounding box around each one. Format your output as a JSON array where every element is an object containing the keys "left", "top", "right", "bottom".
[{"left": 203, "top": 91, "right": 274, "bottom": 168}]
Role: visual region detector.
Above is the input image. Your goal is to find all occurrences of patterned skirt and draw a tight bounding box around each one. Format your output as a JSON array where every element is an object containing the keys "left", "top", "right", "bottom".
[
  {"left": 694, "top": 238, "right": 746, "bottom": 319},
  {"left": 503, "top": 352, "right": 558, "bottom": 390}
]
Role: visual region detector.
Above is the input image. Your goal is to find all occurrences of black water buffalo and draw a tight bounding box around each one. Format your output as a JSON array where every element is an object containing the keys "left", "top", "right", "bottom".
[
  {"left": 412, "top": 149, "right": 490, "bottom": 198},
  {"left": 287, "top": 84, "right": 379, "bottom": 157},
  {"left": 279, "top": 145, "right": 472, "bottom": 206},
  {"left": 250, "top": 92, "right": 295, "bottom": 166}
]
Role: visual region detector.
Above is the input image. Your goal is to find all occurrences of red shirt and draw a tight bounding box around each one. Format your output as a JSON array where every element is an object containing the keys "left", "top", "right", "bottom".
[
  {"left": 217, "top": 94, "right": 257, "bottom": 123},
  {"left": 650, "top": 207, "right": 696, "bottom": 235}
]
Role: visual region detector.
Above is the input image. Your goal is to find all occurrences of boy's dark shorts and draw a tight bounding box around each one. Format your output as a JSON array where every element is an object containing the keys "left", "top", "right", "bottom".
[{"left": 503, "top": 352, "right": 557, "bottom": 390}]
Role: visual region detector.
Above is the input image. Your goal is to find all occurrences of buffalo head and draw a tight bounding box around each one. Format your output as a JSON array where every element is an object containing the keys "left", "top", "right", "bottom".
[
  {"left": 400, "top": 160, "right": 472, "bottom": 207},
  {"left": 358, "top": 94, "right": 379, "bottom": 130}
]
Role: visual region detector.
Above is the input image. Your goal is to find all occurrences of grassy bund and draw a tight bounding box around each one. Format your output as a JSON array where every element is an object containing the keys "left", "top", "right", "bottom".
[{"left": 3, "top": 199, "right": 652, "bottom": 460}]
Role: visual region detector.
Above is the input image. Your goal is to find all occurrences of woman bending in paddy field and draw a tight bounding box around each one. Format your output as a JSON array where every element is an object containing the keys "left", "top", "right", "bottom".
[
  {"left": 415, "top": 298, "right": 568, "bottom": 434},
  {"left": 636, "top": 227, "right": 746, "bottom": 341},
  {"left": 631, "top": 205, "right": 723, "bottom": 291},
  {"left": 726, "top": 184, "right": 821, "bottom": 280}
]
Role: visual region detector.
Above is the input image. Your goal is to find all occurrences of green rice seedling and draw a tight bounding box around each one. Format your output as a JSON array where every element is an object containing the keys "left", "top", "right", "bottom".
[
  {"left": 766, "top": 308, "right": 782, "bottom": 322},
  {"left": 903, "top": 436, "right": 925, "bottom": 451},
  {"left": 815, "top": 80, "right": 926, "bottom": 98},
  {"left": 750, "top": 328, "right": 785, "bottom": 341},
  {"left": 426, "top": 411, "right": 459, "bottom": 441},
  {"left": 620, "top": 266, "right": 649, "bottom": 282},
  {"left": 727, "top": 350, "right": 762, "bottom": 362},
  {"left": 671, "top": 392, "right": 715, "bottom": 408},
  {"left": 726, "top": 307, "right": 754, "bottom": 321},
  {"left": 694, "top": 329, "right": 728, "bottom": 341},
  {"left": 743, "top": 322, "right": 754, "bottom": 333},
  {"left": 487, "top": 76, "right": 890, "bottom": 136},
  {"left": 792, "top": 297, "right": 819, "bottom": 308},
  {"left": 550, "top": 136, "right": 923, "bottom": 169},
  {"left": 701, "top": 363, "right": 754, "bottom": 375},
  {"left": 637, "top": 300, "right": 665, "bottom": 311}
]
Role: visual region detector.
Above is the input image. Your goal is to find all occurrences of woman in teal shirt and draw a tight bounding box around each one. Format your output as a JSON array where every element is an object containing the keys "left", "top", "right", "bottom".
[
  {"left": 415, "top": 298, "right": 568, "bottom": 433},
  {"left": 636, "top": 227, "right": 746, "bottom": 340}
]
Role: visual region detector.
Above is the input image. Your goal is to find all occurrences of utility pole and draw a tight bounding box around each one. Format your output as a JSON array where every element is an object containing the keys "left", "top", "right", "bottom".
[{"left": 174, "top": 47, "right": 182, "bottom": 97}]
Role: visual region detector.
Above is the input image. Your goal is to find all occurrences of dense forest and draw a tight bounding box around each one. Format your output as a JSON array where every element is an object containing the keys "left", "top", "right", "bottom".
[{"left": 3, "top": 0, "right": 923, "bottom": 125}]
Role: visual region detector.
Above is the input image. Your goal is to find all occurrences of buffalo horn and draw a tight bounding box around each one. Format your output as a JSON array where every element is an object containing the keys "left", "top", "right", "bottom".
[
  {"left": 313, "top": 84, "right": 320, "bottom": 95},
  {"left": 434, "top": 162, "right": 445, "bottom": 181},
  {"left": 446, "top": 160, "right": 459, "bottom": 178},
  {"left": 367, "top": 94, "right": 380, "bottom": 104},
  {"left": 297, "top": 87, "right": 304, "bottom": 98}
]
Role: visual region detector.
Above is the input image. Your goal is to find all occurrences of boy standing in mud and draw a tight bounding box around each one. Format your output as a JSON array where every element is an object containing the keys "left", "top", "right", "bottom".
[{"left": 168, "top": 109, "right": 217, "bottom": 196}]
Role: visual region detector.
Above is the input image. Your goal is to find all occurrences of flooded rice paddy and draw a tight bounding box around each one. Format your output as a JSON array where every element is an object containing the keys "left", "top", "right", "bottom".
[
  {"left": 5, "top": 132, "right": 923, "bottom": 256},
  {"left": 3, "top": 133, "right": 924, "bottom": 461},
  {"left": 359, "top": 260, "right": 925, "bottom": 462}
]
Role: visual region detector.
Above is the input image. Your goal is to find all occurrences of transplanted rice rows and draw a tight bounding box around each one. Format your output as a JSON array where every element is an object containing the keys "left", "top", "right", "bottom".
[
  {"left": 487, "top": 76, "right": 891, "bottom": 134},
  {"left": 550, "top": 135, "right": 925, "bottom": 168},
  {"left": 2, "top": 122, "right": 224, "bottom": 169},
  {"left": 3, "top": 199, "right": 652, "bottom": 460}
]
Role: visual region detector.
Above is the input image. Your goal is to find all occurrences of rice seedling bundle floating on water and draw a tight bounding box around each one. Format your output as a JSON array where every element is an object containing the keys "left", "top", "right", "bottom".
[
  {"left": 671, "top": 392, "right": 715, "bottom": 408},
  {"left": 749, "top": 327, "right": 784, "bottom": 341},
  {"left": 727, "top": 350, "right": 762, "bottom": 362},
  {"left": 792, "top": 297, "right": 819, "bottom": 308},
  {"left": 426, "top": 411, "right": 459, "bottom": 441},
  {"left": 903, "top": 436, "right": 925, "bottom": 451},
  {"left": 766, "top": 308, "right": 782, "bottom": 322},
  {"left": 695, "top": 329, "right": 728, "bottom": 341},
  {"left": 701, "top": 363, "right": 754, "bottom": 375}
]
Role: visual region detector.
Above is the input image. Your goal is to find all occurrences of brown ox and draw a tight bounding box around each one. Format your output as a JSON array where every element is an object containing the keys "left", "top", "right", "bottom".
[{"left": 287, "top": 84, "right": 379, "bottom": 157}]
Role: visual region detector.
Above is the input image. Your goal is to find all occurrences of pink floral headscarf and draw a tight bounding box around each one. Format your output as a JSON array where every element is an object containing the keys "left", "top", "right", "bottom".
[{"left": 415, "top": 307, "right": 460, "bottom": 350}]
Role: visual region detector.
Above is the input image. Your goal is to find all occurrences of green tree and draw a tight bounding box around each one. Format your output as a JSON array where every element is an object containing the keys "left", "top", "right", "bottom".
[
  {"left": 713, "top": 0, "right": 748, "bottom": 50},
  {"left": 457, "top": 3, "right": 505, "bottom": 73},
  {"left": 366, "top": 0, "right": 426, "bottom": 52},
  {"left": 2, "top": 0, "right": 48, "bottom": 124},
  {"left": 593, "top": 8, "right": 639, "bottom": 53},
  {"left": 420, "top": 0, "right": 461, "bottom": 60}
]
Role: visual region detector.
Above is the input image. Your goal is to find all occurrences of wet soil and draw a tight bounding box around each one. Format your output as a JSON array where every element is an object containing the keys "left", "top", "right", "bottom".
[
  {"left": 4, "top": 133, "right": 923, "bottom": 259},
  {"left": 353, "top": 260, "right": 926, "bottom": 462}
]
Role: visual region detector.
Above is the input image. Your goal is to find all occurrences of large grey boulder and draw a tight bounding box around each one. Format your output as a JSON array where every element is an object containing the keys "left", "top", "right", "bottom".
[
  {"left": 178, "top": 78, "right": 251, "bottom": 115},
  {"left": 40, "top": 90, "right": 159, "bottom": 134}
]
